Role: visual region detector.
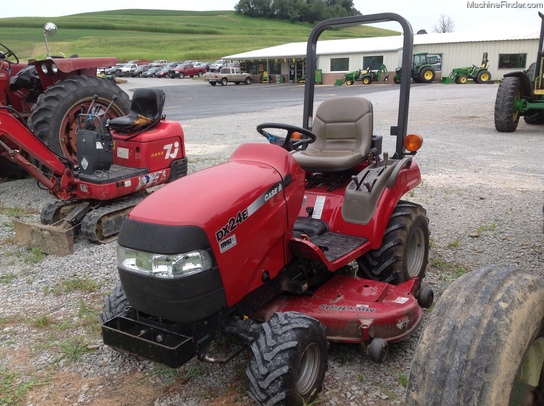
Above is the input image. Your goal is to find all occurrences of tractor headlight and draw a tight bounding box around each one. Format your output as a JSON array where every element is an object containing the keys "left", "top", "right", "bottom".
[
  {"left": 117, "top": 246, "right": 212, "bottom": 279},
  {"left": 40, "top": 64, "right": 49, "bottom": 74}
]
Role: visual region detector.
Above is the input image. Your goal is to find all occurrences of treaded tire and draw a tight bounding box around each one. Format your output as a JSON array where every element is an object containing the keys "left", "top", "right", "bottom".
[
  {"left": 246, "top": 312, "right": 328, "bottom": 406},
  {"left": 406, "top": 265, "right": 544, "bottom": 406},
  {"left": 357, "top": 201, "right": 429, "bottom": 284},
  {"left": 418, "top": 67, "right": 435, "bottom": 83},
  {"left": 476, "top": 69, "right": 491, "bottom": 84},
  {"left": 28, "top": 76, "right": 130, "bottom": 163},
  {"left": 99, "top": 282, "right": 129, "bottom": 324},
  {"left": 494, "top": 76, "right": 522, "bottom": 132}
]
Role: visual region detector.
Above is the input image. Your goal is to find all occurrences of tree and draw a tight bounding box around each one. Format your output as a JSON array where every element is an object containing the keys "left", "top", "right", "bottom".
[{"left": 432, "top": 15, "right": 455, "bottom": 33}]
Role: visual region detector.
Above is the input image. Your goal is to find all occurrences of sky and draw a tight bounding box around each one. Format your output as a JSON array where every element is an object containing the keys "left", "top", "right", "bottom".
[{"left": 2, "top": 0, "right": 542, "bottom": 36}]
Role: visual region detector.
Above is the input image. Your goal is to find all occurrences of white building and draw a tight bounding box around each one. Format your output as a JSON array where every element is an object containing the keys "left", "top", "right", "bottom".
[{"left": 224, "top": 30, "right": 539, "bottom": 85}]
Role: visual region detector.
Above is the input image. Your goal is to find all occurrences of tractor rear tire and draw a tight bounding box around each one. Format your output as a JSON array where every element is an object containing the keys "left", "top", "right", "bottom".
[
  {"left": 357, "top": 201, "right": 429, "bottom": 285},
  {"left": 362, "top": 76, "right": 372, "bottom": 85},
  {"left": 246, "top": 312, "right": 328, "bottom": 406},
  {"left": 393, "top": 75, "right": 401, "bottom": 84},
  {"left": 494, "top": 76, "right": 522, "bottom": 132},
  {"left": 476, "top": 70, "right": 491, "bottom": 84},
  {"left": 28, "top": 76, "right": 130, "bottom": 164},
  {"left": 99, "top": 282, "right": 129, "bottom": 324},
  {"left": 418, "top": 67, "right": 435, "bottom": 83},
  {"left": 406, "top": 265, "right": 544, "bottom": 406}
]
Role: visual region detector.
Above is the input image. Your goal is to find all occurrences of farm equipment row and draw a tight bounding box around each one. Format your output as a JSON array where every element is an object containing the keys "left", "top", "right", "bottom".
[{"left": 335, "top": 57, "right": 389, "bottom": 85}]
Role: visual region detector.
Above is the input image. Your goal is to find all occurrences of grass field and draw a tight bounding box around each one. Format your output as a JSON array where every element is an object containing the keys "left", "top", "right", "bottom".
[{"left": 0, "top": 9, "right": 399, "bottom": 62}]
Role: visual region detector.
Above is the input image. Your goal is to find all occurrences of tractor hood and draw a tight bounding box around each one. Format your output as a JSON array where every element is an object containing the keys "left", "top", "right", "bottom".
[{"left": 118, "top": 143, "right": 306, "bottom": 308}]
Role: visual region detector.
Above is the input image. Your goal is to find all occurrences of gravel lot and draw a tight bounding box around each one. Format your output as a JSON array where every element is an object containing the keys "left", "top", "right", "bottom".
[{"left": 0, "top": 80, "right": 542, "bottom": 405}]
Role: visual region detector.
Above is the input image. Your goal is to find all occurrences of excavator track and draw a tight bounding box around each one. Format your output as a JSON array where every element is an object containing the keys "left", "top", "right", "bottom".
[{"left": 81, "top": 194, "right": 147, "bottom": 244}]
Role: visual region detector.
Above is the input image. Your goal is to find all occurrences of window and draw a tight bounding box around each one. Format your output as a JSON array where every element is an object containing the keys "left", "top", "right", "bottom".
[
  {"left": 330, "top": 57, "right": 349, "bottom": 72},
  {"left": 269, "top": 62, "right": 281, "bottom": 75},
  {"left": 499, "top": 53, "right": 526, "bottom": 69},
  {"left": 362, "top": 56, "right": 384, "bottom": 69}
]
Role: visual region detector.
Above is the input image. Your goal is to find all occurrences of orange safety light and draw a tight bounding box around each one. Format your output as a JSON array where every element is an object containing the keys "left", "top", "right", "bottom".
[
  {"left": 291, "top": 131, "right": 303, "bottom": 140},
  {"left": 404, "top": 134, "right": 423, "bottom": 153}
]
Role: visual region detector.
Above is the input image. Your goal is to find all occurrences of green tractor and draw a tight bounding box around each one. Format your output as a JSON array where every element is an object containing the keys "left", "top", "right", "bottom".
[
  {"left": 393, "top": 52, "right": 439, "bottom": 84},
  {"left": 494, "top": 12, "right": 544, "bottom": 132},
  {"left": 441, "top": 52, "right": 491, "bottom": 84},
  {"left": 335, "top": 57, "right": 389, "bottom": 86}
]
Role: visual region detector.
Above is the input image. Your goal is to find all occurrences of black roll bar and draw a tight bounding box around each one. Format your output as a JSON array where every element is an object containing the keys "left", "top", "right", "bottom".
[{"left": 303, "top": 13, "right": 414, "bottom": 158}]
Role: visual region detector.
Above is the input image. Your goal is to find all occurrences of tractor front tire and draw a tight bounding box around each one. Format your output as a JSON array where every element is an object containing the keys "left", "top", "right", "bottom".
[
  {"left": 99, "top": 282, "right": 129, "bottom": 324},
  {"left": 418, "top": 67, "right": 435, "bottom": 83},
  {"left": 455, "top": 75, "right": 467, "bottom": 84},
  {"left": 494, "top": 76, "right": 522, "bottom": 132},
  {"left": 346, "top": 79, "right": 354, "bottom": 85},
  {"left": 357, "top": 201, "right": 429, "bottom": 285},
  {"left": 406, "top": 265, "right": 544, "bottom": 406},
  {"left": 476, "top": 70, "right": 491, "bottom": 83},
  {"left": 246, "top": 312, "right": 328, "bottom": 406},
  {"left": 28, "top": 76, "right": 130, "bottom": 164}
]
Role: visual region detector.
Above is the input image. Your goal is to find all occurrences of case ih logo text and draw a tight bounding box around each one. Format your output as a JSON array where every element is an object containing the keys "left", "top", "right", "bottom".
[
  {"left": 265, "top": 183, "right": 283, "bottom": 201},
  {"left": 216, "top": 209, "right": 248, "bottom": 242},
  {"left": 163, "top": 142, "right": 180, "bottom": 159}
]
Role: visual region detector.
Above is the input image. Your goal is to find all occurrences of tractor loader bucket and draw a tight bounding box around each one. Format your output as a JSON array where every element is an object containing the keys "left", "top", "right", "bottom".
[
  {"left": 334, "top": 78, "right": 345, "bottom": 86},
  {"left": 441, "top": 77, "right": 454, "bottom": 84},
  {"left": 13, "top": 218, "right": 75, "bottom": 256}
]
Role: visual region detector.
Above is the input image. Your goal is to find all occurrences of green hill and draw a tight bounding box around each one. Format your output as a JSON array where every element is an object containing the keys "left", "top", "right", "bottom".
[{"left": 0, "top": 10, "right": 399, "bottom": 62}]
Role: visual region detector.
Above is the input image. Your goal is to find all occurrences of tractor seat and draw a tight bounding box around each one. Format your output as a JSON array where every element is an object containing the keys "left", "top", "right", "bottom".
[
  {"left": 293, "top": 97, "right": 373, "bottom": 173},
  {"left": 108, "top": 87, "right": 165, "bottom": 132}
]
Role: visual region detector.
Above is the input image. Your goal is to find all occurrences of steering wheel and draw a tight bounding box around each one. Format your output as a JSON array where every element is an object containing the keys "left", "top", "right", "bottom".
[
  {"left": 0, "top": 44, "right": 19, "bottom": 65},
  {"left": 257, "top": 122, "right": 316, "bottom": 152}
]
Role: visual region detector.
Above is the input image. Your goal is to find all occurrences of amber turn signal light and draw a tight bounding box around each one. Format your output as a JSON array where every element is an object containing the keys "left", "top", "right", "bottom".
[
  {"left": 404, "top": 134, "right": 423, "bottom": 152},
  {"left": 291, "top": 131, "right": 303, "bottom": 139}
]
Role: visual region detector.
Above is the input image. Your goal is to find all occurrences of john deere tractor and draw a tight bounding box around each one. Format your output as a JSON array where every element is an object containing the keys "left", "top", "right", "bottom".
[
  {"left": 336, "top": 57, "right": 389, "bottom": 86},
  {"left": 442, "top": 52, "right": 491, "bottom": 84},
  {"left": 494, "top": 12, "right": 544, "bottom": 132},
  {"left": 393, "top": 52, "right": 439, "bottom": 84}
]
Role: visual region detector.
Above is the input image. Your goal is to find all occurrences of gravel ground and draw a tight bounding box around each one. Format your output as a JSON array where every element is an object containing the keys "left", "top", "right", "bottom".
[{"left": 0, "top": 80, "right": 542, "bottom": 406}]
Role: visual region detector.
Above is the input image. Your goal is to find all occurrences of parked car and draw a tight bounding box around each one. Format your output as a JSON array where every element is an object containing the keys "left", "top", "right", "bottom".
[
  {"left": 104, "top": 63, "right": 124, "bottom": 75},
  {"left": 209, "top": 59, "right": 227, "bottom": 72},
  {"left": 151, "top": 59, "right": 167, "bottom": 67},
  {"left": 195, "top": 62, "right": 211, "bottom": 71},
  {"left": 117, "top": 63, "right": 139, "bottom": 77},
  {"left": 141, "top": 66, "right": 163, "bottom": 78},
  {"left": 127, "top": 59, "right": 152, "bottom": 66},
  {"left": 131, "top": 64, "right": 153, "bottom": 77},
  {"left": 168, "top": 63, "right": 206, "bottom": 79}
]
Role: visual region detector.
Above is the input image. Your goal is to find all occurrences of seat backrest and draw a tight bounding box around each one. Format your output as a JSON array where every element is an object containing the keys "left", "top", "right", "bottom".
[
  {"left": 108, "top": 87, "right": 165, "bottom": 132},
  {"left": 130, "top": 87, "right": 165, "bottom": 122},
  {"left": 297, "top": 97, "right": 373, "bottom": 172}
]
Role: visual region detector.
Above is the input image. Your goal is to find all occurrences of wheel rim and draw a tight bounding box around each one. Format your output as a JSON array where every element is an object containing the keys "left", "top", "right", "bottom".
[
  {"left": 512, "top": 336, "right": 544, "bottom": 405},
  {"left": 424, "top": 70, "right": 433, "bottom": 80},
  {"left": 460, "top": 76, "right": 467, "bottom": 84},
  {"left": 407, "top": 227, "right": 425, "bottom": 277},
  {"left": 363, "top": 78, "right": 370, "bottom": 84},
  {"left": 60, "top": 98, "right": 125, "bottom": 163},
  {"left": 480, "top": 72, "right": 489, "bottom": 82},
  {"left": 297, "top": 342, "right": 321, "bottom": 396}
]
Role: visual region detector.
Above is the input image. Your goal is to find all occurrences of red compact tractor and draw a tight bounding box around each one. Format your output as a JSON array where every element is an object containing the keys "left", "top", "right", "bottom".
[
  {"left": 0, "top": 88, "right": 187, "bottom": 255},
  {"left": 0, "top": 22, "right": 130, "bottom": 178},
  {"left": 100, "top": 13, "right": 432, "bottom": 405}
]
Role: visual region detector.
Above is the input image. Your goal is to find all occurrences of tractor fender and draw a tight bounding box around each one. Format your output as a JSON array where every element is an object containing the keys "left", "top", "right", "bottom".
[
  {"left": 31, "top": 57, "right": 118, "bottom": 74},
  {"left": 502, "top": 71, "right": 532, "bottom": 96}
]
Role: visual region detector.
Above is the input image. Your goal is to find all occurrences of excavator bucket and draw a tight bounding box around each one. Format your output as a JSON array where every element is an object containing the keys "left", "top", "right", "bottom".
[{"left": 12, "top": 218, "right": 75, "bottom": 256}]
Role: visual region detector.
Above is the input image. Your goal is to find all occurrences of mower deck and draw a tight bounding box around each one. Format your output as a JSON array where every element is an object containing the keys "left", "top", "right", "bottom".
[{"left": 257, "top": 274, "right": 422, "bottom": 344}]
